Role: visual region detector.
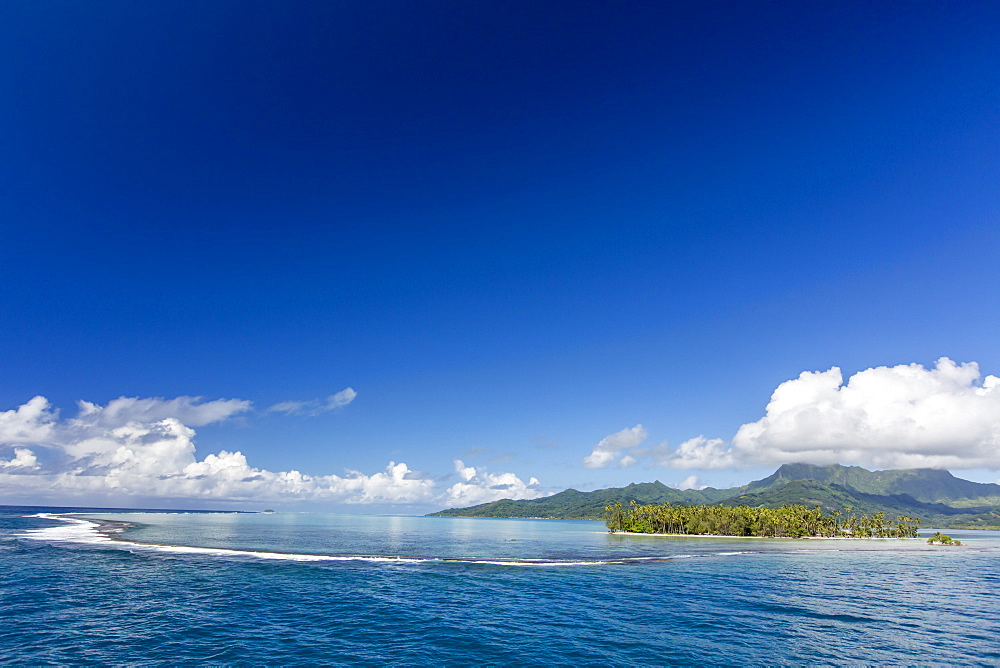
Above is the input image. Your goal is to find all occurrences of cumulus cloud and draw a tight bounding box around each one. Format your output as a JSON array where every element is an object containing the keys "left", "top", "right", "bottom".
[
  {"left": 583, "top": 425, "right": 648, "bottom": 468},
  {"left": 664, "top": 436, "right": 733, "bottom": 470},
  {"left": 446, "top": 459, "right": 544, "bottom": 506},
  {"left": 0, "top": 396, "right": 57, "bottom": 444},
  {"left": 0, "top": 447, "right": 39, "bottom": 470},
  {"left": 670, "top": 474, "right": 707, "bottom": 491},
  {"left": 0, "top": 395, "right": 542, "bottom": 506},
  {"left": 267, "top": 388, "right": 357, "bottom": 416},
  {"left": 658, "top": 358, "right": 1000, "bottom": 470}
]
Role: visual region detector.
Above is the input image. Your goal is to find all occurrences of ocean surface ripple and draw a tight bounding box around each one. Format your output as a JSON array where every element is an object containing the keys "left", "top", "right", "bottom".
[{"left": 2, "top": 507, "right": 999, "bottom": 665}]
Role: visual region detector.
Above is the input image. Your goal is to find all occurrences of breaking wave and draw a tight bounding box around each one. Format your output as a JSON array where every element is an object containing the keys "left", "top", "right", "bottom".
[{"left": 19, "top": 513, "right": 752, "bottom": 567}]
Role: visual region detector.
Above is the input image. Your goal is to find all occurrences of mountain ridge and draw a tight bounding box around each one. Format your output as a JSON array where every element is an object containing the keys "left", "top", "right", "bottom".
[
  {"left": 749, "top": 463, "right": 1000, "bottom": 505},
  {"left": 428, "top": 464, "right": 1000, "bottom": 529}
]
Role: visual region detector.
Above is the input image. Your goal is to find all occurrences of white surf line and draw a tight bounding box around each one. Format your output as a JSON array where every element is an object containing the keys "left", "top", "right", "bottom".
[
  {"left": 19, "top": 513, "right": 120, "bottom": 545},
  {"left": 17, "top": 513, "right": 654, "bottom": 567}
]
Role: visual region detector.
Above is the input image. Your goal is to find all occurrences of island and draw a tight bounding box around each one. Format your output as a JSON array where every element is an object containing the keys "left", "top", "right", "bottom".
[
  {"left": 604, "top": 500, "right": 919, "bottom": 538},
  {"left": 429, "top": 464, "right": 1000, "bottom": 531},
  {"left": 926, "top": 531, "right": 962, "bottom": 546}
]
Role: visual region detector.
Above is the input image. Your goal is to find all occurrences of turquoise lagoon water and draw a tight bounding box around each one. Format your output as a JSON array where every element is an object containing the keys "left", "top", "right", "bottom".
[{"left": 2, "top": 506, "right": 999, "bottom": 664}]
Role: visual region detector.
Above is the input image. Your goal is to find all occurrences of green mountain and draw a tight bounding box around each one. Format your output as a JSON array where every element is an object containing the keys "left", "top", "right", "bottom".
[
  {"left": 747, "top": 463, "right": 1000, "bottom": 506},
  {"left": 428, "top": 464, "right": 1000, "bottom": 529},
  {"left": 428, "top": 481, "right": 732, "bottom": 520}
]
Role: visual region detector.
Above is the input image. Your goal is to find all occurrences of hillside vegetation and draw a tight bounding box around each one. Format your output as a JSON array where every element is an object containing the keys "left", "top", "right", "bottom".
[{"left": 428, "top": 464, "right": 1000, "bottom": 530}]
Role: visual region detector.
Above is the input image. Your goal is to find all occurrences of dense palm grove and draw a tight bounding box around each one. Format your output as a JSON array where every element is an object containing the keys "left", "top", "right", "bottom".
[{"left": 604, "top": 501, "right": 921, "bottom": 538}]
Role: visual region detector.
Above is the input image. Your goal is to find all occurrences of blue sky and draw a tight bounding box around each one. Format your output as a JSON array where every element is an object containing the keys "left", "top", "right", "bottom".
[{"left": 2, "top": 1, "right": 999, "bottom": 510}]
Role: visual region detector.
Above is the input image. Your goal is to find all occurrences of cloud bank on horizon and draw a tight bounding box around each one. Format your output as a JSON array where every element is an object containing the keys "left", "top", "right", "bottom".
[
  {"left": 4, "top": 357, "right": 998, "bottom": 506},
  {"left": 585, "top": 357, "right": 1000, "bottom": 473},
  {"left": 0, "top": 392, "right": 541, "bottom": 507}
]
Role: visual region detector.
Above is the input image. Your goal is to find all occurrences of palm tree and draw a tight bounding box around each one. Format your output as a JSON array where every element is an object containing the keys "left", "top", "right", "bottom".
[{"left": 604, "top": 502, "right": 624, "bottom": 533}]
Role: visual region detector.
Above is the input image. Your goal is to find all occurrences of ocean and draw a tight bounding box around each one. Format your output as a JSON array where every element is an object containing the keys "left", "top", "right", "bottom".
[{"left": 2, "top": 506, "right": 999, "bottom": 665}]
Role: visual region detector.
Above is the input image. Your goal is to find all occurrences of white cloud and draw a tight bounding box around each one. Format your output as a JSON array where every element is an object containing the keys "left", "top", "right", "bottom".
[
  {"left": 658, "top": 357, "right": 1000, "bottom": 470},
  {"left": 583, "top": 424, "right": 648, "bottom": 468},
  {"left": 0, "top": 395, "right": 542, "bottom": 507},
  {"left": 445, "top": 459, "right": 545, "bottom": 506},
  {"left": 664, "top": 436, "right": 733, "bottom": 470},
  {"left": 0, "top": 447, "right": 39, "bottom": 470},
  {"left": 74, "top": 396, "right": 252, "bottom": 428},
  {"left": 670, "top": 474, "right": 706, "bottom": 491},
  {"left": 267, "top": 388, "right": 357, "bottom": 416},
  {"left": 0, "top": 396, "right": 58, "bottom": 444}
]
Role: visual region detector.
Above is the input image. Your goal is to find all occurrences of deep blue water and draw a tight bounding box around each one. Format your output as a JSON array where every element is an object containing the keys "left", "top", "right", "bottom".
[{"left": 2, "top": 506, "right": 999, "bottom": 665}]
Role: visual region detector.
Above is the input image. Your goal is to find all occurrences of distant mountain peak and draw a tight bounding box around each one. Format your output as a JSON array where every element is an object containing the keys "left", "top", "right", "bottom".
[
  {"left": 429, "top": 463, "right": 1000, "bottom": 529},
  {"left": 763, "top": 462, "right": 999, "bottom": 503}
]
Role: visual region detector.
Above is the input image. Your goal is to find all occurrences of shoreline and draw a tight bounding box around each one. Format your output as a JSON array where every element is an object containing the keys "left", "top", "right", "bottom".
[
  {"left": 26, "top": 513, "right": 657, "bottom": 565},
  {"left": 606, "top": 531, "right": 922, "bottom": 540},
  {"left": 20, "top": 513, "right": 958, "bottom": 569}
]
